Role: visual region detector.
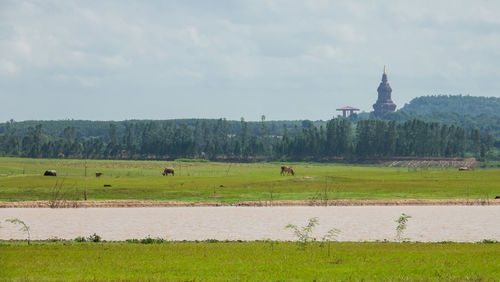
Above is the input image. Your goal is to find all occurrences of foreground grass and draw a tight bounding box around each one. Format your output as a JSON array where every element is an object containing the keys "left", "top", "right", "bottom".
[
  {"left": 0, "top": 241, "right": 498, "bottom": 280},
  {"left": 0, "top": 157, "right": 499, "bottom": 202}
]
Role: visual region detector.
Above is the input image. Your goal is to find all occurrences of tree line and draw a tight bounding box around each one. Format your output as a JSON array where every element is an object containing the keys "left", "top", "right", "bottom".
[{"left": 0, "top": 118, "right": 495, "bottom": 161}]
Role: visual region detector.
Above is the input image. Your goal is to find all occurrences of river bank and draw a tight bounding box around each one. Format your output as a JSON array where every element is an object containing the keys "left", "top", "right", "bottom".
[{"left": 0, "top": 198, "right": 499, "bottom": 208}]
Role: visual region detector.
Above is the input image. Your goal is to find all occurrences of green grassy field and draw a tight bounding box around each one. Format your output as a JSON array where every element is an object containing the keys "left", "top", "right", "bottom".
[
  {"left": 0, "top": 157, "right": 499, "bottom": 202},
  {"left": 0, "top": 241, "right": 498, "bottom": 280}
]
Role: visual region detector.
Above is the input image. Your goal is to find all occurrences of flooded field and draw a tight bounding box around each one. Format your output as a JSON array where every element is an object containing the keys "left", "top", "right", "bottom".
[{"left": 1, "top": 206, "right": 498, "bottom": 242}]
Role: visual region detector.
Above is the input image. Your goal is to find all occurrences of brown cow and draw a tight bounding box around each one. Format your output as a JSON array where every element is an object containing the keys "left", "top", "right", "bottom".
[
  {"left": 95, "top": 172, "right": 103, "bottom": 177},
  {"left": 162, "top": 167, "right": 175, "bottom": 176},
  {"left": 280, "top": 165, "right": 295, "bottom": 176}
]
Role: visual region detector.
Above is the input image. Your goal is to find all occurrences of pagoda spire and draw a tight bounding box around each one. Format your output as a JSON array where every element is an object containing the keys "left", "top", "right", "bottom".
[
  {"left": 372, "top": 66, "right": 396, "bottom": 117},
  {"left": 381, "top": 65, "right": 388, "bottom": 83}
]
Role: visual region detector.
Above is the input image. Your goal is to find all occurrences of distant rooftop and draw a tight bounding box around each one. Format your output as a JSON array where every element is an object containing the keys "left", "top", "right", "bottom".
[{"left": 336, "top": 106, "right": 360, "bottom": 111}]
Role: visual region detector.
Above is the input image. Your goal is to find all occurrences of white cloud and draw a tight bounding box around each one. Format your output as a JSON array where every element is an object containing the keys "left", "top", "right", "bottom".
[
  {"left": 322, "top": 22, "right": 365, "bottom": 43},
  {"left": 0, "top": 60, "right": 20, "bottom": 75},
  {"left": 101, "top": 55, "right": 131, "bottom": 68},
  {"left": 1, "top": 0, "right": 500, "bottom": 121},
  {"left": 305, "top": 0, "right": 330, "bottom": 12},
  {"left": 303, "top": 45, "right": 344, "bottom": 62}
]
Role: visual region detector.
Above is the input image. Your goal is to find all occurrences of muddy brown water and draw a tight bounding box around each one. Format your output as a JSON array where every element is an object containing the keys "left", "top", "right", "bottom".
[{"left": 1, "top": 206, "right": 498, "bottom": 242}]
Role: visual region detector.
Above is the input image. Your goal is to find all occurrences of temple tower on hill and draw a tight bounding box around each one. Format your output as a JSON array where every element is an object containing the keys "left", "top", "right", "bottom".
[{"left": 372, "top": 66, "right": 397, "bottom": 117}]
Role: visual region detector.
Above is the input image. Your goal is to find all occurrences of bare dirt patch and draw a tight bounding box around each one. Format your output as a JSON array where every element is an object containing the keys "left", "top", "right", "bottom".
[
  {"left": 383, "top": 157, "right": 478, "bottom": 168},
  {"left": 0, "top": 199, "right": 498, "bottom": 208}
]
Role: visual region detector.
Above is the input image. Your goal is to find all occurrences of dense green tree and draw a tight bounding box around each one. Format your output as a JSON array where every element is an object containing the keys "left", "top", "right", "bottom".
[
  {"left": 21, "top": 124, "right": 43, "bottom": 158},
  {"left": 470, "top": 128, "right": 481, "bottom": 157}
]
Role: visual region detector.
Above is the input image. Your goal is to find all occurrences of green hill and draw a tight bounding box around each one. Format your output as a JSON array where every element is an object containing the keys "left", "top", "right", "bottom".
[
  {"left": 400, "top": 95, "right": 500, "bottom": 116},
  {"left": 379, "top": 95, "right": 500, "bottom": 137}
]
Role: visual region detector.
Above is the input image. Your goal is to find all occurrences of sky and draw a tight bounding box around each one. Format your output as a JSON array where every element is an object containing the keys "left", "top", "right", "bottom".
[{"left": 1, "top": 0, "right": 500, "bottom": 122}]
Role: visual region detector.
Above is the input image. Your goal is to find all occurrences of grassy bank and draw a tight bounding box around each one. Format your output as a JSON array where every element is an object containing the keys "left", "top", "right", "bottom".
[
  {"left": 0, "top": 157, "right": 499, "bottom": 202},
  {"left": 0, "top": 241, "right": 498, "bottom": 280}
]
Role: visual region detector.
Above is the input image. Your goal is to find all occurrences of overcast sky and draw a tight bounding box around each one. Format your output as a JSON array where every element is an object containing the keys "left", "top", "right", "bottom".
[{"left": 1, "top": 0, "right": 500, "bottom": 121}]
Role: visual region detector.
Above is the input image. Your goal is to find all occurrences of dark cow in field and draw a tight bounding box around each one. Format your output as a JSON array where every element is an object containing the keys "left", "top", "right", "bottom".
[
  {"left": 95, "top": 172, "right": 103, "bottom": 177},
  {"left": 162, "top": 167, "right": 175, "bottom": 176},
  {"left": 44, "top": 170, "right": 57, "bottom": 176},
  {"left": 280, "top": 165, "right": 295, "bottom": 176}
]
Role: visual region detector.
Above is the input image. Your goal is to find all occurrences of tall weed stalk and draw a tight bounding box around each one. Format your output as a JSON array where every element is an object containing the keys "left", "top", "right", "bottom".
[
  {"left": 395, "top": 213, "right": 412, "bottom": 242},
  {"left": 6, "top": 218, "right": 31, "bottom": 245}
]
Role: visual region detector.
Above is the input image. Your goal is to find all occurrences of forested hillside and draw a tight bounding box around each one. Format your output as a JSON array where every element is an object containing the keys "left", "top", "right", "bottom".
[
  {"left": 399, "top": 95, "right": 500, "bottom": 116},
  {"left": 379, "top": 95, "right": 500, "bottom": 137}
]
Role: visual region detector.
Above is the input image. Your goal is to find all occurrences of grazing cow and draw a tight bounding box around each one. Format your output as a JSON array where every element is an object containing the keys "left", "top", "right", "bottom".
[
  {"left": 280, "top": 165, "right": 295, "bottom": 176},
  {"left": 458, "top": 167, "right": 469, "bottom": 171},
  {"left": 495, "top": 196, "right": 500, "bottom": 199},
  {"left": 280, "top": 165, "right": 288, "bottom": 175},
  {"left": 44, "top": 170, "right": 57, "bottom": 176},
  {"left": 162, "top": 167, "right": 175, "bottom": 176},
  {"left": 95, "top": 172, "right": 103, "bottom": 177}
]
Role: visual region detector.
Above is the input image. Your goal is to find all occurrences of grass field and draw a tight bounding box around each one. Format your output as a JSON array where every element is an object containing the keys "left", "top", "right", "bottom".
[
  {"left": 0, "top": 157, "right": 499, "bottom": 202},
  {"left": 0, "top": 241, "right": 498, "bottom": 280}
]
